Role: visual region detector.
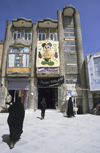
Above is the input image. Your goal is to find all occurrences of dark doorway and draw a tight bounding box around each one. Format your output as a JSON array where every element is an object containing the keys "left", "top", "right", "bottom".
[
  {"left": 8, "top": 90, "right": 29, "bottom": 109},
  {"left": 38, "top": 88, "right": 58, "bottom": 109}
]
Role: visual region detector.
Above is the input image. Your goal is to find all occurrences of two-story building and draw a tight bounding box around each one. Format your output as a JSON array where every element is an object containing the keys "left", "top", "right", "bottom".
[
  {"left": 85, "top": 52, "right": 100, "bottom": 113},
  {"left": 0, "top": 5, "right": 88, "bottom": 113}
]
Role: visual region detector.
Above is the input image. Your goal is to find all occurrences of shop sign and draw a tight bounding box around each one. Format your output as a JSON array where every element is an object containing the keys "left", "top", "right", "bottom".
[
  {"left": 38, "top": 68, "right": 58, "bottom": 72},
  {"left": 38, "top": 76, "right": 64, "bottom": 87}
]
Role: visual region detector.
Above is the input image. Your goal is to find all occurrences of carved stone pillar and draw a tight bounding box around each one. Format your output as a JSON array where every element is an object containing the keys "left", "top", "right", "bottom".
[
  {"left": 0, "top": 23, "right": 12, "bottom": 105},
  {"left": 74, "top": 10, "right": 88, "bottom": 113},
  {"left": 30, "top": 23, "right": 37, "bottom": 109},
  {"left": 57, "top": 10, "right": 66, "bottom": 109}
]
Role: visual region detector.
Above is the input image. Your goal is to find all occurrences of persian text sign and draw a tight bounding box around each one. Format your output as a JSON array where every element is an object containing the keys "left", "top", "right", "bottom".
[
  {"left": 38, "top": 76, "right": 64, "bottom": 87},
  {"left": 36, "top": 40, "right": 59, "bottom": 67},
  {"left": 38, "top": 68, "right": 58, "bottom": 72}
]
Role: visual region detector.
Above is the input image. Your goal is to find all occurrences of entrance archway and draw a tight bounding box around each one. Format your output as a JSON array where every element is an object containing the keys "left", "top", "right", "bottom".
[{"left": 38, "top": 88, "right": 58, "bottom": 109}]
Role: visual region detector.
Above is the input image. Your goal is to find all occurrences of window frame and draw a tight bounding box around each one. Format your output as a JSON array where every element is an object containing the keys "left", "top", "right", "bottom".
[
  {"left": 13, "top": 28, "right": 22, "bottom": 40},
  {"left": 64, "top": 28, "right": 75, "bottom": 38},
  {"left": 24, "top": 28, "right": 32, "bottom": 41},
  {"left": 66, "top": 74, "right": 78, "bottom": 84},
  {"left": 8, "top": 47, "right": 29, "bottom": 68},
  {"left": 93, "top": 56, "right": 100, "bottom": 78},
  {"left": 64, "top": 40, "right": 76, "bottom": 51},
  {"left": 38, "top": 28, "right": 46, "bottom": 40},
  {"left": 49, "top": 29, "right": 58, "bottom": 41}
]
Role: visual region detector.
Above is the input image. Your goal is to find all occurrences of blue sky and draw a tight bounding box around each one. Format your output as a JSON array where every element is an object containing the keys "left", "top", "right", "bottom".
[{"left": 0, "top": 0, "right": 100, "bottom": 57}]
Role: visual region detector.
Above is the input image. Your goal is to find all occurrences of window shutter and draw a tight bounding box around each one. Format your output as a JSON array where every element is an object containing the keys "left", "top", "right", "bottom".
[{"left": 8, "top": 78, "right": 29, "bottom": 90}]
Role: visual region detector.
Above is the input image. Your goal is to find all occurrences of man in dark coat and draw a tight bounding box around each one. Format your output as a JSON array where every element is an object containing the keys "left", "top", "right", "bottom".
[
  {"left": 7, "top": 91, "right": 25, "bottom": 149},
  {"left": 40, "top": 98, "right": 47, "bottom": 119},
  {"left": 67, "top": 97, "right": 74, "bottom": 117}
]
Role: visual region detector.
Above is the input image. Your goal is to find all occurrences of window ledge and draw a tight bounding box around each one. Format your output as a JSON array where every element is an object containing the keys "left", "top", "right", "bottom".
[
  {"left": 6, "top": 71, "right": 30, "bottom": 77},
  {"left": 7, "top": 67, "right": 29, "bottom": 72},
  {"left": 11, "top": 38, "right": 31, "bottom": 46},
  {"left": 64, "top": 37, "right": 75, "bottom": 40},
  {"left": 66, "top": 64, "right": 77, "bottom": 66},
  {"left": 36, "top": 72, "right": 60, "bottom": 77}
]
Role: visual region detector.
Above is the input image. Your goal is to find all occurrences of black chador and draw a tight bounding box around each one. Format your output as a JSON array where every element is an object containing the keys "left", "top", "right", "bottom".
[
  {"left": 7, "top": 93, "right": 25, "bottom": 148},
  {"left": 67, "top": 97, "right": 74, "bottom": 117}
]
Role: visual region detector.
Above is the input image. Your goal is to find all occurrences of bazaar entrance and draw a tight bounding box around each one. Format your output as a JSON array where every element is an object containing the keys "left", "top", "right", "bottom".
[{"left": 38, "top": 88, "right": 58, "bottom": 109}]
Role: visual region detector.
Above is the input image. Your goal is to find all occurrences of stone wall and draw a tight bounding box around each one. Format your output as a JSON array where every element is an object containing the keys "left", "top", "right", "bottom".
[
  {"left": 64, "top": 51, "right": 77, "bottom": 64},
  {"left": 64, "top": 51, "right": 78, "bottom": 74},
  {"left": 65, "top": 65, "right": 77, "bottom": 74},
  {"left": 63, "top": 16, "right": 74, "bottom": 28}
]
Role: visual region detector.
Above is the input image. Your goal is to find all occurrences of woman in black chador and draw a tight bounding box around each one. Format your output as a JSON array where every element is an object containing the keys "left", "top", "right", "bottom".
[
  {"left": 7, "top": 91, "right": 25, "bottom": 149},
  {"left": 67, "top": 97, "right": 74, "bottom": 117}
]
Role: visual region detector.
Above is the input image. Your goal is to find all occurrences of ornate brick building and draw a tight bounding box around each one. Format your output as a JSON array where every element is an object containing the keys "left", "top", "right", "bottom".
[{"left": 0, "top": 5, "right": 88, "bottom": 113}]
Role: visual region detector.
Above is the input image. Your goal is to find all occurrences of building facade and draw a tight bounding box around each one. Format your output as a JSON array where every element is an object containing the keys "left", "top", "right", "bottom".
[
  {"left": 0, "top": 5, "right": 88, "bottom": 113},
  {"left": 85, "top": 52, "right": 100, "bottom": 113}
]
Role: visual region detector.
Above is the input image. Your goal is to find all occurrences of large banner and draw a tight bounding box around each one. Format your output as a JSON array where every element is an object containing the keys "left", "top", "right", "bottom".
[
  {"left": 36, "top": 40, "right": 59, "bottom": 67},
  {"left": 38, "top": 76, "right": 64, "bottom": 87}
]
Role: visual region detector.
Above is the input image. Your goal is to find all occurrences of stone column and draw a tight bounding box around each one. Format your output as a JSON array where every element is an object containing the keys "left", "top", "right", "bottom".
[
  {"left": 30, "top": 23, "right": 37, "bottom": 110},
  {"left": 0, "top": 23, "right": 12, "bottom": 105},
  {"left": 74, "top": 10, "right": 88, "bottom": 113},
  {"left": 57, "top": 10, "right": 66, "bottom": 109}
]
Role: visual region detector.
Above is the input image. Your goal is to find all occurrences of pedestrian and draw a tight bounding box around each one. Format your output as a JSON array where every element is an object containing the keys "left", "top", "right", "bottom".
[
  {"left": 67, "top": 97, "right": 74, "bottom": 117},
  {"left": 5, "top": 92, "right": 12, "bottom": 106},
  {"left": 7, "top": 91, "right": 25, "bottom": 149},
  {"left": 40, "top": 98, "right": 47, "bottom": 119}
]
